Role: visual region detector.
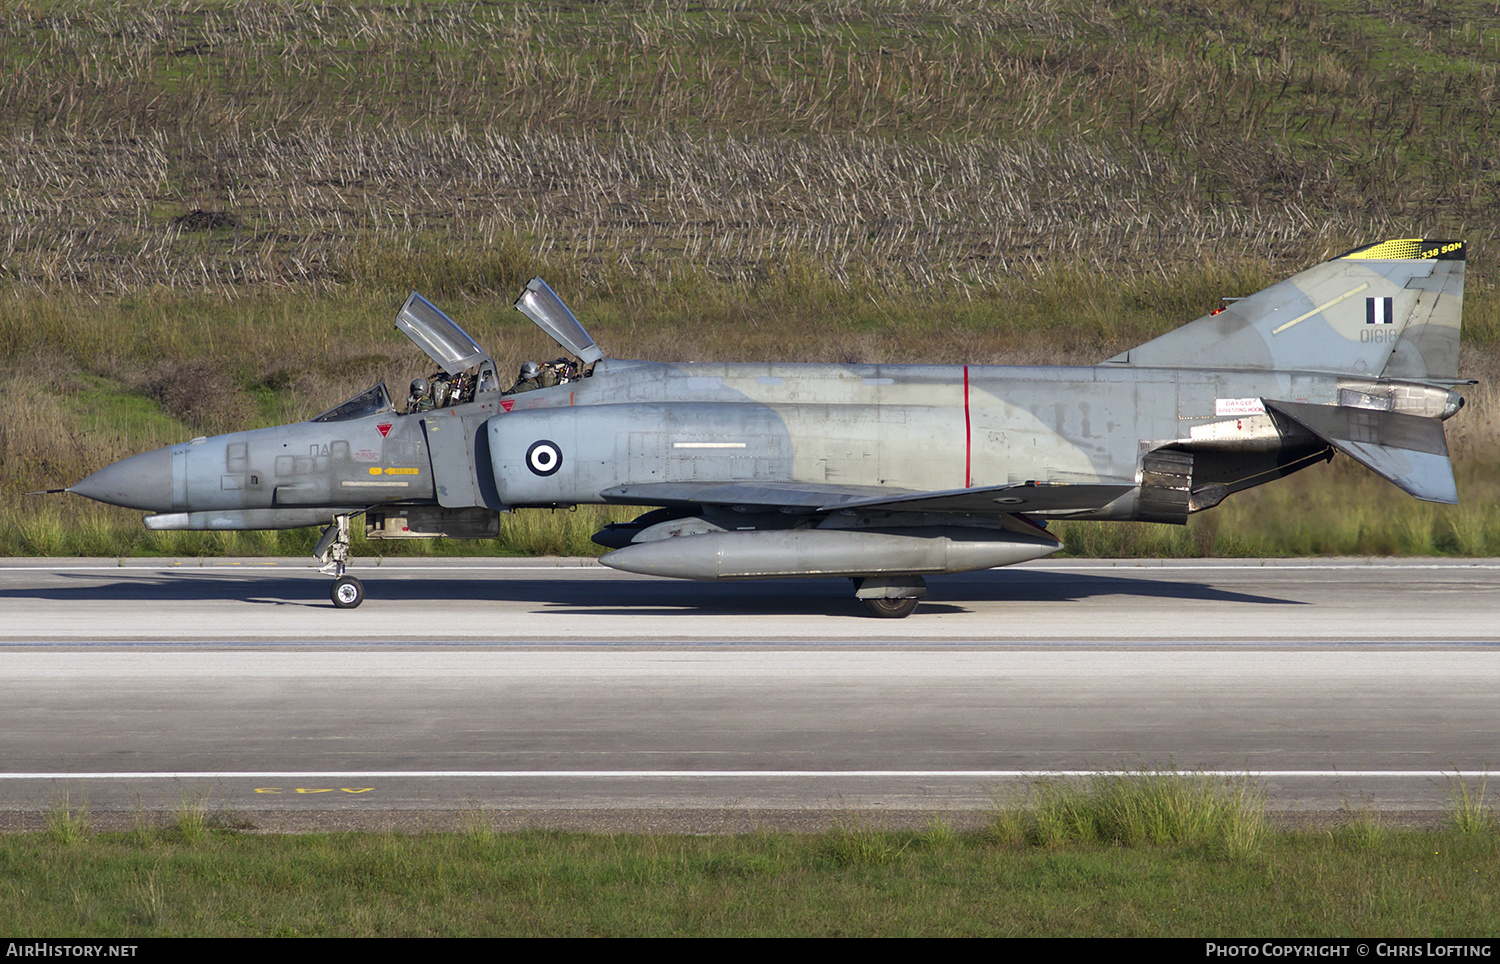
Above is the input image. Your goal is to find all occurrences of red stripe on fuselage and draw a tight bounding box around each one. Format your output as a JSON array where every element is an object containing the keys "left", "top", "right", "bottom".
[{"left": 963, "top": 365, "right": 972, "bottom": 488}]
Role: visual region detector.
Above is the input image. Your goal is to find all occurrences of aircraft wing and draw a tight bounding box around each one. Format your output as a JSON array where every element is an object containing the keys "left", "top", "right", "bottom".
[
  {"left": 599, "top": 480, "right": 1135, "bottom": 515},
  {"left": 600, "top": 481, "right": 908, "bottom": 512},
  {"left": 809, "top": 481, "right": 1136, "bottom": 514}
]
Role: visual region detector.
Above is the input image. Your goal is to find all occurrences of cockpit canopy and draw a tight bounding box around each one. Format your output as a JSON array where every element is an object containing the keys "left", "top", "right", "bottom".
[
  {"left": 396, "top": 293, "right": 492, "bottom": 375},
  {"left": 395, "top": 281, "right": 602, "bottom": 377},
  {"left": 377, "top": 283, "right": 604, "bottom": 416},
  {"left": 514, "top": 278, "right": 603, "bottom": 364},
  {"left": 312, "top": 382, "right": 395, "bottom": 422}
]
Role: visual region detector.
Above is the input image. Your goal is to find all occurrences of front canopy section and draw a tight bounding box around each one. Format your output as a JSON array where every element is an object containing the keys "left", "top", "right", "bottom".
[
  {"left": 514, "top": 277, "right": 603, "bottom": 364},
  {"left": 312, "top": 382, "right": 395, "bottom": 423},
  {"left": 396, "top": 292, "right": 492, "bottom": 375}
]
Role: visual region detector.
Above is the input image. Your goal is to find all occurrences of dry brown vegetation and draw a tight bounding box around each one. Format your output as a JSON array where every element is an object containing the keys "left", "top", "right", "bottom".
[{"left": 4, "top": 1, "right": 1499, "bottom": 295}]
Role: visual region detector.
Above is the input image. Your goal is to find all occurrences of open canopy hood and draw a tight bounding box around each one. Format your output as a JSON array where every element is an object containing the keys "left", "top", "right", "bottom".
[
  {"left": 395, "top": 292, "right": 492, "bottom": 375},
  {"left": 514, "top": 277, "right": 603, "bottom": 364}
]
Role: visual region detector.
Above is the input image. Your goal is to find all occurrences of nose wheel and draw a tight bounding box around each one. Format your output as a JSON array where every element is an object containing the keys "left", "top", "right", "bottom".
[
  {"left": 331, "top": 575, "right": 365, "bottom": 609},
  {"left": 315, "top": 513, "right": 366, "bottom": 608}
]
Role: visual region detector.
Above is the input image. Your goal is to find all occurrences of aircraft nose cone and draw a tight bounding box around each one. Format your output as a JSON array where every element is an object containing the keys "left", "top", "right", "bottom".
[{"left": 68, "top": 447, "right": 174, "bottom": 511}]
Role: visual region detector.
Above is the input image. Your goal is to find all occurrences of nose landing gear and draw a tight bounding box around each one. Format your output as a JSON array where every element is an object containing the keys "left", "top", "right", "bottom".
[{"left": 315, "top": 514, "right": 365, "bottom": 608}]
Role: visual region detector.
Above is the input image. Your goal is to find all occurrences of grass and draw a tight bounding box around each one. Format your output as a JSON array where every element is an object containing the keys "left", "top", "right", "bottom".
[
  {"left": 42, "top": 794, "right": 91, "bottom": 846},
  {"left": 1336, "top": 805, "right": 1389, "bottom": 850},
  {"left": 1449, "top": 772, "right": 1499, "bottom": 836},
  {"left": 821, "top": 818, "right": 907, "bottom": 867},
  {"left": 988, "top": 769, "right": 1266, "bottom": 856},
  {"left": 172, "top": 794, "right": 210, "bottom": 847},
  {"left": 2, "top": 773, "right": 1496, "bottom": 936}
]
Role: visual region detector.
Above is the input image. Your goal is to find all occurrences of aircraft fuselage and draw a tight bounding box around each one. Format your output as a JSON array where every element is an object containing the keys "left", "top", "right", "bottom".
[{"left": 74, "top": 359, "right": 1457, "bottom": 532}]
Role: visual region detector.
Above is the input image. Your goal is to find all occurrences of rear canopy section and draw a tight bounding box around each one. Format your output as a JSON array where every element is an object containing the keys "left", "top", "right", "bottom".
[{"left": 513, "top": 278, "right": 603, "bottom": 364}]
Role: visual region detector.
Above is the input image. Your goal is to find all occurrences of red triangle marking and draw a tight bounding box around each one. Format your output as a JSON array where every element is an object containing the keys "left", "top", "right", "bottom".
[
  {"left": 500, "top": 400, "right": 514, "bottom": 413},
  {"left": 376, "top": 423, "right": 392, "bottom": 437}
]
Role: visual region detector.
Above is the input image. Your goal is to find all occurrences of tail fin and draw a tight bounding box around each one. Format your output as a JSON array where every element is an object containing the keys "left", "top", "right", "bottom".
[{"left": 1105, "top": 239, "right": 1465, "bottom": 380}]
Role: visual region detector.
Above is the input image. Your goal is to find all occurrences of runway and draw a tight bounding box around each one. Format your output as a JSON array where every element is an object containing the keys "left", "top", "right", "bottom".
[
  {"left": 3, "top": 555, "right": 1499, "bottom": 643},
  {"left": 1, "top": 557, "right": 1496, "bottom": 825}
]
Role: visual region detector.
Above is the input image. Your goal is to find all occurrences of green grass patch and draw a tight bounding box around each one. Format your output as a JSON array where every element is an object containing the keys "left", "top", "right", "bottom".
[
  {"left": 4, "top": 772, "right": 1495, "bottom": 936},
  {"left": 2, "top": 815, "right": 1497, "bottom": 936},
  {"left": 41, "top": 795, "right": 91, "bottom": 847},
  {"left": 988, "top": 770, "right": 1266, "bottom": 856},
  {"left": 1449, "top": 773, "right": 1500, "bottom": 837}
]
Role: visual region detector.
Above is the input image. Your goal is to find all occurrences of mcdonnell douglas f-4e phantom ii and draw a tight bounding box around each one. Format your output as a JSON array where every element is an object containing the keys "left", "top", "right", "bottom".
[{"left": 65, "top": 238, "right": 1470, "bottom": 616}]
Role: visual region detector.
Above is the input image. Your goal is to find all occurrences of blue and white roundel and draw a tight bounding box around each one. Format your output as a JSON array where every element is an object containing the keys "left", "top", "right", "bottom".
[{"left": 525, "top": 439, "right": 562, "bottom": 477}]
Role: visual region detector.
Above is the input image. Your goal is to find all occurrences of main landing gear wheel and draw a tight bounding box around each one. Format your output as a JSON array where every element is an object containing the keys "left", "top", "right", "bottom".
[
  {"left": 852, "top": 575, "right": 926, "bottom": 618},
  {"left": 331, "top": 575, "right": 364, "bottom": 609},
  {"left": 861, "top": 596, "right": 919, "bottom": 619}
]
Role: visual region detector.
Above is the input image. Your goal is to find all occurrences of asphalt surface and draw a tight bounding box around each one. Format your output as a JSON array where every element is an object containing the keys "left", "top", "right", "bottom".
[{"left": 1, "top": 557, "right": 1496, "bottom": 829}]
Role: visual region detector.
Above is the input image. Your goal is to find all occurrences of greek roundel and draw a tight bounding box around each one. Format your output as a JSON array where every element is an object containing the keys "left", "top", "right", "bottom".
[{"left": 525, "top": 440, "right": 563, "bottom": 477}]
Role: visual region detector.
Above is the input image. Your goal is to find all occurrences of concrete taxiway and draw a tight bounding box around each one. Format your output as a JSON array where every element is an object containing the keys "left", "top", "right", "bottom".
[{"left": 0, "top": 557, "right": 1496, "bottom": 825}]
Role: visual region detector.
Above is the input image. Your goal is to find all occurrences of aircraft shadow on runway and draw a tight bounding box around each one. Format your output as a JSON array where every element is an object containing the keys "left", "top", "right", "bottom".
[
  {"left": 2, "top": 568, "right": 1303, "bottom": 617},
  {"left": 534, "top": 571, "right": 1305, "bottom": 616}
]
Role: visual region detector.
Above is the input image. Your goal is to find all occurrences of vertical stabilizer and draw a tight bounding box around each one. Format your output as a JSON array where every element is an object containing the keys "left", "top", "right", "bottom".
[{"left": 1105, "top": 239, "right": 1465, "bottom": 379}]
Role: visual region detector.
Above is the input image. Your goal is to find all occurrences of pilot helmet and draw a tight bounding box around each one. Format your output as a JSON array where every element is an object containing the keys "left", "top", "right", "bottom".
[
  {"left": 409, "top": 377, "right": 429, "bottom": 397},
  {"left": 519, "top": 361, "right": 540, "bottom": 380}
]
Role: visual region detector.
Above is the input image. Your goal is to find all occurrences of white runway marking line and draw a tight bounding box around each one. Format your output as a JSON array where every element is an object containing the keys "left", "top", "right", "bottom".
[{"left": 0, "top": 770, "right": 1492, "bottom": 780}]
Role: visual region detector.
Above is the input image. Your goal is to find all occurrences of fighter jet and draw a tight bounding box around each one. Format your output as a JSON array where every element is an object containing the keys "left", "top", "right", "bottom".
[{"left": 66, "top": 238, "right": 1470, "bottom": 616}]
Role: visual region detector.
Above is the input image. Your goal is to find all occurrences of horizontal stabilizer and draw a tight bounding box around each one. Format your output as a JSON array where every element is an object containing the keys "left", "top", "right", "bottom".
[{"left": 1263, "top": 399, "right": 1457, "bottom": 504}]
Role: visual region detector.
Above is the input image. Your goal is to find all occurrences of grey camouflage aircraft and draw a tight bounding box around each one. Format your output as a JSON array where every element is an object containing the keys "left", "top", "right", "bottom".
[{"left": 66, "top": 238, "right": 1470, "bottom": 616}]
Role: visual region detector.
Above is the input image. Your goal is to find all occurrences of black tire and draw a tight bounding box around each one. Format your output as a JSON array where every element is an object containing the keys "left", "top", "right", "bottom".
[
  {"left": 861, "top": 596, "right": 918, "bottom": 618},
  {"left": 331, "top": 575, "right": 364, "bottom": 609}
]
